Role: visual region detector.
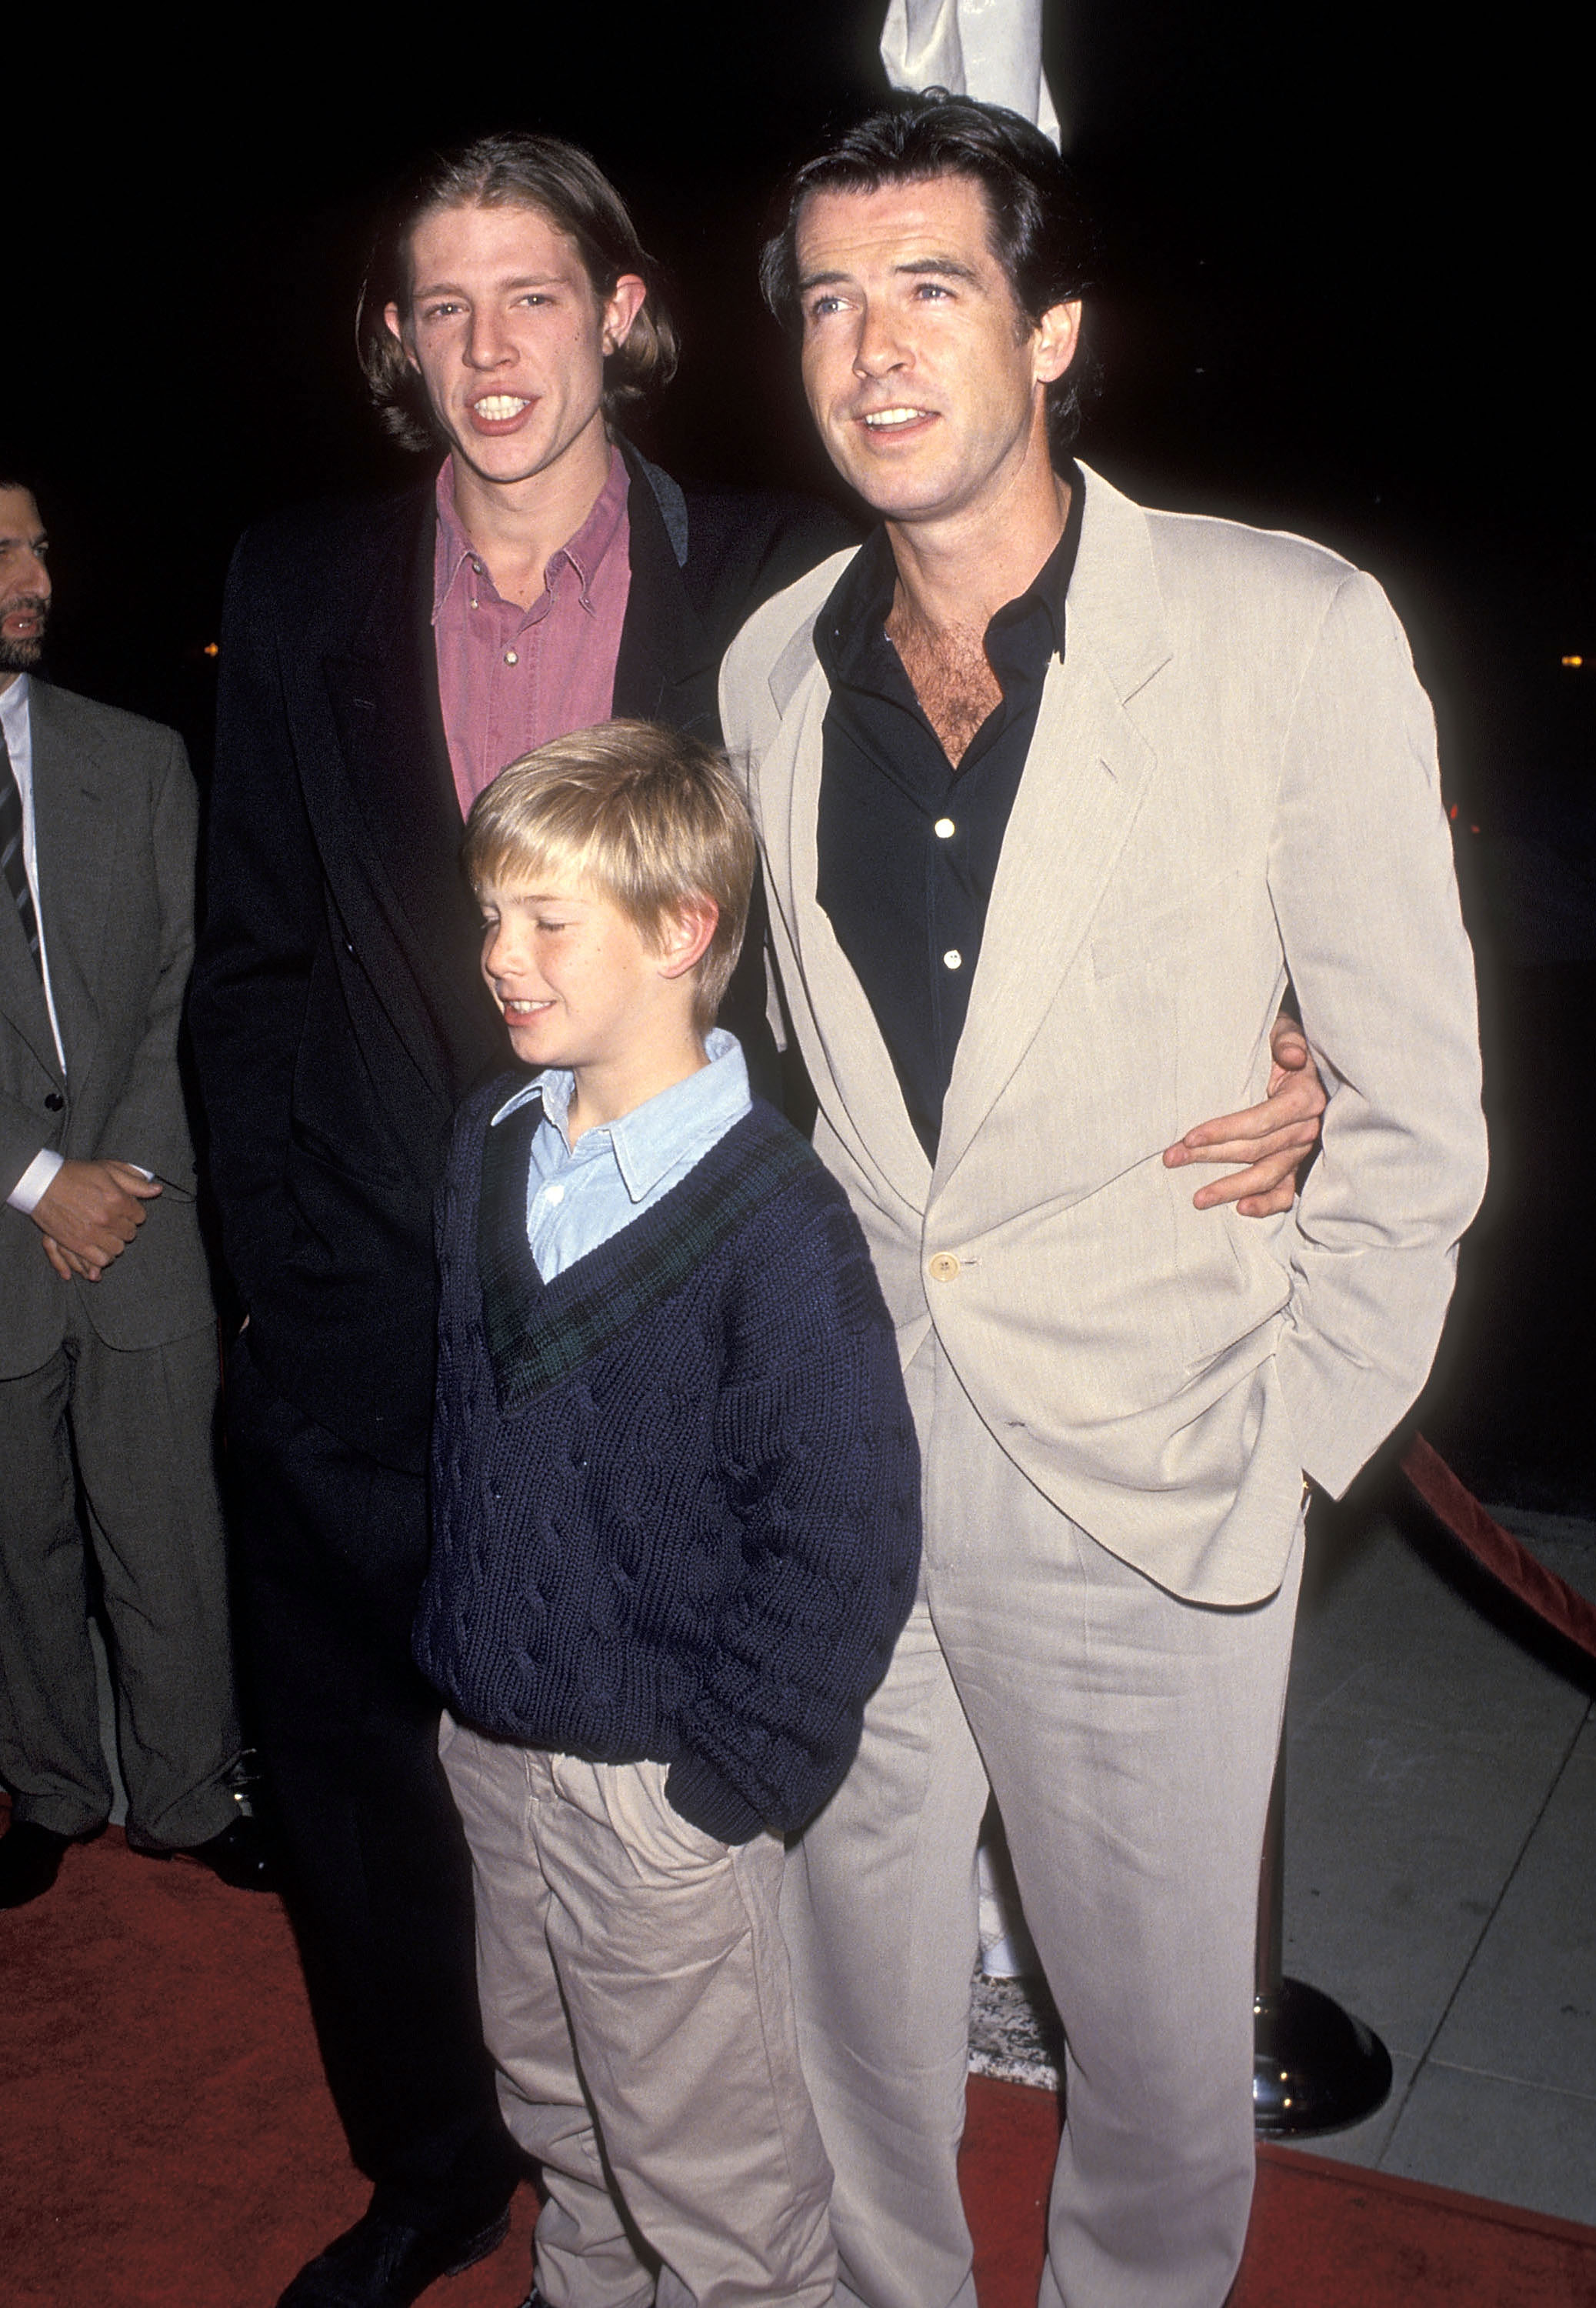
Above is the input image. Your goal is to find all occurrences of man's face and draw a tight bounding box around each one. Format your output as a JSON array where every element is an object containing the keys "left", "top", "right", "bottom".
[
  {"left": 795, "top": 173, "right": 1079, "bottom": 528},
  {"left": 387, "top": 202, "right": 646, "bottom": 492},
  {"left": 0, "top": 488, "right": 51, "bottom": 682}
]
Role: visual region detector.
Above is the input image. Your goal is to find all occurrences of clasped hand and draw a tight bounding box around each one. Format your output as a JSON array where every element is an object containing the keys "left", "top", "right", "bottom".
[{"left": 31, "top": 1159, "right": 162, "bottom": 1281}]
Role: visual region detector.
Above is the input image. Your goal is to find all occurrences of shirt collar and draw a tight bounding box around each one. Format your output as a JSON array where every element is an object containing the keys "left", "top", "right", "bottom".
[
  {"left": 491, "top": 1028, "right": 750, "bottom": 1203},
  {"left": 431, "top": 458, "right": 480, "bottom": 622},
  {"left": 0, "top": 672, "right": 30, "bottom": 749},
  {"left": 553, "top": 442, "right": 629, "bottom": 609},
  {"left": 814, "top": 458, "right": 1084, "bottom": 688},
  {"left": 431, "top": 443, "right": 629, "bottom": 625}
]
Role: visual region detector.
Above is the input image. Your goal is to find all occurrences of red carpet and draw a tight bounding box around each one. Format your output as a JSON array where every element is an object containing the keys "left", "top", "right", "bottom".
[{"left": 5, "top": 1816, "right": 1595, "bottom": 2306}]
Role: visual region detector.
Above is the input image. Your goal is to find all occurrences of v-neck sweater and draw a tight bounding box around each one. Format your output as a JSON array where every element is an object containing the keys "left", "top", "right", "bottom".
[{"left": 415, "top": 1079, "right": 921, "bottom": 1844}]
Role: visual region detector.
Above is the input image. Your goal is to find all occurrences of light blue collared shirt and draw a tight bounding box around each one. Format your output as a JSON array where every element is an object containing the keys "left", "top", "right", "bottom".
[{"left": 491, "top": 1028, "right": 753, "bottom": 1282}]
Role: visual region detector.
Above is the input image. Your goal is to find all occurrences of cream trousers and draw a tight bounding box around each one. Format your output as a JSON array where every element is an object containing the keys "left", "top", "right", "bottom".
[{"left": 440, "top": 1719, "right": 835, "bottom": 2308}]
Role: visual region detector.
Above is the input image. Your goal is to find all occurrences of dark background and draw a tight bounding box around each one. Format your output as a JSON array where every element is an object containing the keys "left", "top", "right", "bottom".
[{"left": 7, "top": 3, "right": 1591, "bottom": 1509}]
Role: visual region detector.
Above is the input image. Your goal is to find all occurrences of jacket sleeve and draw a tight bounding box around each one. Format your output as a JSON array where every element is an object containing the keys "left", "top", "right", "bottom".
[
  {"left": 665, "top": 1182, "right": 921, "bottom": 1842},
  {"left": 96, "top": 728, "right": 202, "bottom": 1189},
  {"left": 1270, "top": 570, "right": 1489, "bottom": 1496},
  {"left": 186, "top": 534, "right": 322, "bottom": 1311}
]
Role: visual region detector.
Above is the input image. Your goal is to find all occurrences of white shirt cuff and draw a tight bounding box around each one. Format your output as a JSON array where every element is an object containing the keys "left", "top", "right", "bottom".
[{"left": 8, "top": 1147, "right": 65, "bottom": 1215}]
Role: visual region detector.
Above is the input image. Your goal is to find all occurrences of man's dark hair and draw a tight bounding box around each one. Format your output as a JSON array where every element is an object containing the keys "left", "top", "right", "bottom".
[
  {"left": 759, "top": 92, "right": 1098, "bottom": 454},
  {"left": 356, "top": 132, "right": 679, "bottom": 454}
]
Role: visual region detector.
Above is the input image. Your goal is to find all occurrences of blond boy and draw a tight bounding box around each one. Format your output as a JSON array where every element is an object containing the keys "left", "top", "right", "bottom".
[{"left": 413, "top": 720, "right": 920, "bottom": 2308}]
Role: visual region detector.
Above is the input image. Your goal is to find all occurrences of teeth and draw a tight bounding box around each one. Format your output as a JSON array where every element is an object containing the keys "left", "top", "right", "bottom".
[
  {"left": 504, "top": 999, "right": 549, "bottom": 1014},
  {"left": 861, "top": 408, "right": 928, "bottom": 429},
  {"left": 474, "top": 395, "right": 530, "bottom": 420}
]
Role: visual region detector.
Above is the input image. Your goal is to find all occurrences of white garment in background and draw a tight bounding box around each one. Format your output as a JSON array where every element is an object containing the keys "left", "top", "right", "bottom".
[{"left": 881, "top": 0, "right": 1062, "bottom": 146}]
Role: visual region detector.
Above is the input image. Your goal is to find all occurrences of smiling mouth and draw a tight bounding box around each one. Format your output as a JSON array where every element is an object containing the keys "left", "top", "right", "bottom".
[
  {"left": 501, "top": 997, "right": 552, "bottom": 1016},
  {"left": 470, "top": 395, "right": 533, "bottom": 425},
  {"left": 858, "top": 406, "right": 935, "bottom": 431}
]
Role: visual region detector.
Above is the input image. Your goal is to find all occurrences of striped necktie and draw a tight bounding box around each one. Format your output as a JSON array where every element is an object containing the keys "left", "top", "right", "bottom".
[{"left": 1, "top": 718, "right": 44, "bottom": 975}]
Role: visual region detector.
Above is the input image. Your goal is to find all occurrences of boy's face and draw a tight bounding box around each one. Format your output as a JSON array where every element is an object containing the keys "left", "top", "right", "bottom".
[{"left": 476, "top": 871, "right": 687, "bottom": 1073}]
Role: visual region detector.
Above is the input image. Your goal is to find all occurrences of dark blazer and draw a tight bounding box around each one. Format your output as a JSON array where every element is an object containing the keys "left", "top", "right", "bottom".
[
  {"left": 1, "top": 681, "right": 214, "bottom": 1378},
  {"left": 188, "top": 448, "right": 851, "bottom": 1476}
]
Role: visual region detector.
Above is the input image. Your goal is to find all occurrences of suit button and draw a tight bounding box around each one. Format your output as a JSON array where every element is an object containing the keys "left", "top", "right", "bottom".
[
  {"left": 45, "top": 1092, "right": 65, "bottom": 1112},
  {"left": 928, "top": 1252, "right": 961, "bottom": 1282}
]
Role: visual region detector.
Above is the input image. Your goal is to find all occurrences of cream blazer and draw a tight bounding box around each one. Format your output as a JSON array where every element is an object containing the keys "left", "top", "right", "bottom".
[{"left": 720, "top": 462, "right": 1488, "bottom": 1605}]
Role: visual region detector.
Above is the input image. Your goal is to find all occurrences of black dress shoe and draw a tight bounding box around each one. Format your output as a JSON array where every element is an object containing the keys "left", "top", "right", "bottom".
[
  {"left": 275, "top": 2203, "right": 512, "bottom": 2307},
  {"left": 0, "top": 1820, "right": 78, "bottom": 1909},
  {"left": 132, "top": 1813, "right": 282, "bottom": 1892},
  {"left": 178, "top": 1813, "right": 282, "bottom": 1891}
]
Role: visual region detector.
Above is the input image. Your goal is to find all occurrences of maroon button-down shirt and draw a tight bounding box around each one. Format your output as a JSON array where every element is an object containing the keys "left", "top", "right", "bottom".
[{"left": 432, "top": 445, "right": 632, "bottom": 819}]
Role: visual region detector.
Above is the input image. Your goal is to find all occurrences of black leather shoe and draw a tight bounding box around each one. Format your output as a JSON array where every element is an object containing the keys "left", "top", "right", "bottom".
[
  {"left": 0, "top": 1820, "right": 78, "bottom": 1909},
  {"left": 275, "top": 2204, "right": 512, "bottom": 2307},
  {"left": 177, "top": 1813, "right": 282, "bottom": 1892},
  {"left": 131, "top": 1812, "right": 282, "bottom": 1892}
]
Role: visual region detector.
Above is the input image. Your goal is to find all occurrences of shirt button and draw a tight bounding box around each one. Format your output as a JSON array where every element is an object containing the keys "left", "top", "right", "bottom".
[
  {"left": 504, "top": 649, "right": 518, "bottom": 665},
  {"left": 544, "top": 1182, "right": 565, "bottom": 1206},
  {"left": 934, "top": 817, "right": 955, "bottom": 839},
  {"left": 928, "top": 1252, "right": 961, "bottom": 1282},
  {"left": 942, "top": 949, "right": 963, "bottom": 970}
]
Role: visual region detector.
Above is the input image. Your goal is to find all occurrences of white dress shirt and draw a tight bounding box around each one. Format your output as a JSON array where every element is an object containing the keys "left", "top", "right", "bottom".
[{"left": 2, "top": 675, "right": 68, "bottom": 1213}]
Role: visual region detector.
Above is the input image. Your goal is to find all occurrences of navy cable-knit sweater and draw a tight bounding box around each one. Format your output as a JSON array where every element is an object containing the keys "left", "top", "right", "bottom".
[{"left": 415, "top": 1077, "right": 921, "bottom": 1844}]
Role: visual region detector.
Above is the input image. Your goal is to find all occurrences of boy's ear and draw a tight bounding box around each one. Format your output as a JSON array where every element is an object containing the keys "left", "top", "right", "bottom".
[{"left": 656, "top": 898, "right": 719, "bottom": 983}]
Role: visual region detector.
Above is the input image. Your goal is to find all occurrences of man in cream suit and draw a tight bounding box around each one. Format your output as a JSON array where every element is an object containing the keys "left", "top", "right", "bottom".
[
  {"left": 0, "top": 476, "right": 268, "bottom": 1909},
  {"left": 722, "top": 99, "right": 1488, "bottom": 2308}
]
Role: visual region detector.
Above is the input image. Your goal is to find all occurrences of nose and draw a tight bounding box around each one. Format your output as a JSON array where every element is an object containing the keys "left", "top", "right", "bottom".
[
  {"left": 17, "top": 542, "right": 50, "bottom": 601},
  {"left": 482, "top": 919, "right": 518, "bottom": 984},
  {"left": 464, "top": 305, "right": 513, "bottom": 372},
  {"left": 852, "top": 297, "right": 909, "bottom": 382}
]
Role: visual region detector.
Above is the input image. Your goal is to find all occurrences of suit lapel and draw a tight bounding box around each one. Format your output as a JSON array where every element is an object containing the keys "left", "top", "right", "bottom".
[
  {"left": 934, "top": 466, "right": 1172, "bottom": 1190},
  {"left": 28, "top": 682, "right": 117, "bottom": 1087},
  {"left": 318, "top": 491, "right": 501, "bottom": 1090},
  {"left": 611, "top": 447, "right": 721, "bottom": 739},
  {"left": 758, "top": 643, "right": 932, "bottom": 1215}
]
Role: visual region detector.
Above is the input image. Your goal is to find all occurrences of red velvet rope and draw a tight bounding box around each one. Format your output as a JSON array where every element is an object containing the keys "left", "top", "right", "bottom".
[{"left": 1400, "top": 1435, "right": 1596, "bottom": 1663}]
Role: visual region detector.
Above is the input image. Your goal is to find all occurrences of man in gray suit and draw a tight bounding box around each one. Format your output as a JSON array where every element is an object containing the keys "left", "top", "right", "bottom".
[
  {"left": 722, "top": 100, "right": 1488, "bottom": 2308},
  {"left": 0, "top": 475, "right": 270, "bottom": 1907}
]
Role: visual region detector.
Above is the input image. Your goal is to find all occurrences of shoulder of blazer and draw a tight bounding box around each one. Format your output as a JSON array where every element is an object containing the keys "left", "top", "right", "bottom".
[
  {"left": 1073, "top": 460, "right": 1361, "bottom": 635},
  {"left": 225, "top": 479, "right": 435, "bottom": 652},
  {"left": 720, "top": 544, "right": 860, "bottom": 741},
  {"left": 28, "top": 678, "right": 184, "bottom": 770},
  {"left": 620, "top": 439, "right": 858, "bottom": 645}
]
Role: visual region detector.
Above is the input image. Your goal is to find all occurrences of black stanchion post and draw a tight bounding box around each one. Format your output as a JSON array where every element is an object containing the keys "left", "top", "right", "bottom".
[{"left": 1253, "top": 1735, "right": 1394, "bottom": 2136}]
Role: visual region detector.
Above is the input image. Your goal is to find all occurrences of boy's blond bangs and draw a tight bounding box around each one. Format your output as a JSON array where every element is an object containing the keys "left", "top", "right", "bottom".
[{"left": 463, "top": 722, "right": 758, "bottom": 1032}]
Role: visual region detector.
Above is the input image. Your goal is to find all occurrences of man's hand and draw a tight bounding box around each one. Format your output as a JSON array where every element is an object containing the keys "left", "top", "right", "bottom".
[
  {"left": 1163, "top": 1014, "right": 1327, "bottom": 1217},
  {"left": 30, "top": 1159, "right": 162, "bottom": 1280}
]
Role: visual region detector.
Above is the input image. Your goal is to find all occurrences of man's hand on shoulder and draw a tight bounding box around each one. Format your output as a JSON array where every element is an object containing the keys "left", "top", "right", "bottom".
[
  {"left": 1163, "top": 1014, "right": 1328, "bottom": 1218},
  {"left": 32, "top": 1159, "right": 162, "bottom": 1280}
]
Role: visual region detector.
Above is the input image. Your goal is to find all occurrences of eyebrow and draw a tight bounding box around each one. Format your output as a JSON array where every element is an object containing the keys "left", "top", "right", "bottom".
[
  {"left": 796, "top": 253, "right": 984, "bottom": 293},
  {"left": 412, "top": 272, "right": 574, "bottom": 301}
]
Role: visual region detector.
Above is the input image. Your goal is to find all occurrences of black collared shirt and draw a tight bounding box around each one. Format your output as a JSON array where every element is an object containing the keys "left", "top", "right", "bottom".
[{"left": 815, "top": 467, "right": 1085, "bottom": 1159}]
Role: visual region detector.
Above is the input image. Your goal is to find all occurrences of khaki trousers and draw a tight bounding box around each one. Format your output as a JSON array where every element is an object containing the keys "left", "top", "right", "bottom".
[
  {"left": 782, "top": 1336, "right": 1304, "bottom": 2308},
  {"left": 440, "top": 1718, "right": 835, "bottom": 2308}
]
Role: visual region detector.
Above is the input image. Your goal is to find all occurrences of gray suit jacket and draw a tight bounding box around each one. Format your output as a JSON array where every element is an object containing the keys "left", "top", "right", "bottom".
[
  {"left": 1, "top": 680, "right": 214, "bottom": 1376},
  {"left": 721, "top": 462, "right": 1489, "bottom": 1606}
]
